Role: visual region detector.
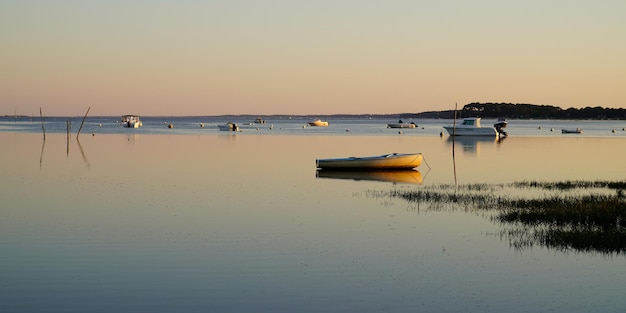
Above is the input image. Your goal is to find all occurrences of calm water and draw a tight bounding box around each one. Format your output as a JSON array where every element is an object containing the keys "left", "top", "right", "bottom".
[
  {"left": 2, "top": 115, "right": 626, "bottom": 137},
  {"left": 1, "top": 121, "right": 625, "bottom": 312}
]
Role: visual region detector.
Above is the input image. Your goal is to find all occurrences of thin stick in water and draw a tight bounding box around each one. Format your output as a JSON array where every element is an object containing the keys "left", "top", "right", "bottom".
[
  {"left": 76, "top": 106, "right": 91, "bottom": 139},
  {"left": 39, "top": 107, "right": 46, "bottom": 140},
  {"left": 452, "top": 102, "right": 457, "bottom": 186},
  {"left": 453, "top": 102, "right": 457, "bottom": 135},
  {"left": 67, "top": 120, "right": 71, "bottom": 156}
]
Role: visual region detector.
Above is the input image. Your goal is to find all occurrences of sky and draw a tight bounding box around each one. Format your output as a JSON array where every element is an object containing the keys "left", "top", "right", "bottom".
[{"left": 1, "top": 0, "right": 625, "bottom": 116}]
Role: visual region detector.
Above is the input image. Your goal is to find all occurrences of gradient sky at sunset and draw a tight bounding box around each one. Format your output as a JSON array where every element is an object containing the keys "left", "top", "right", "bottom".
[{"left": 1, "top": 0, "right": 625, "bottom": 116}]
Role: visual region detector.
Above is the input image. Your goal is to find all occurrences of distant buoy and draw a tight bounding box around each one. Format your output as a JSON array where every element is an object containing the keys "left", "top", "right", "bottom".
[
  {"left": 345, "top": 129, "right": 350, "bottom": 132},
  {"left": 551, "top": 128, "right": 554, "bottom": 132},
  {"left": 200, "top": 123, "right": 204, "bottom": 128},
  {"left": 612, "top": 129, "right": 616, "bottom": 133},
  {"left": 398, "top": 131, "right": 403, "bottom": 134},
  {"left": 168, "top": 123, "right": 174, "bottom": 128},
  {"left": 98, "top": 123, "right": 102, "bottom": 127},
  {"left": 538, "top": 126, "right": 542, "bottom": 129}
]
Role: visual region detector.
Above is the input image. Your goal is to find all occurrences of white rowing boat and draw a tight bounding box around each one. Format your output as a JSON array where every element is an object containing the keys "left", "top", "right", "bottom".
[{"left": 316, "top": 153, "right": 422, "bottom": 170}]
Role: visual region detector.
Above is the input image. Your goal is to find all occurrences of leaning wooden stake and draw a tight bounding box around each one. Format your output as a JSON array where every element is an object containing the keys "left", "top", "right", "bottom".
[
  {"left": 76, "top": 106, "right": 90, "bottom": 139},
  {"left": 67, "top": 120, "right": 71, "bottom": 156},
  {"left": 452, "top": 102, "right": 458, "bottom": 186},
  {"left": 39, "top": 107, "right": 46, "bottom": 140}
]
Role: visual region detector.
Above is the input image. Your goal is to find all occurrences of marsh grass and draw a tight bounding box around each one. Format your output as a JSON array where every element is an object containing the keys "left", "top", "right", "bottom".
[
  {"left": 511, "top": 180, "right": 626, "bottom": 191},
  {"left": 382, "top": 180, "right": 626, "bottom": 255}
]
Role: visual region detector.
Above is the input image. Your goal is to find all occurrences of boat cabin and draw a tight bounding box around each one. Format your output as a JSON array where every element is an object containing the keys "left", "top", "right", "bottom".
[{"left": 460, "top": 117, "right": 481, "bottom": 127}]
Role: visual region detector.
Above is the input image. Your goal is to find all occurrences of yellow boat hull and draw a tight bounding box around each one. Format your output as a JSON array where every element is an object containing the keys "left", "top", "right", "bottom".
[{"left": 316, "top": 153, "right": 422, "bottom": 170}]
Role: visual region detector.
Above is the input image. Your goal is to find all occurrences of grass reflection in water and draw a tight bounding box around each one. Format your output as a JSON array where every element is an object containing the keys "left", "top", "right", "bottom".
[{"left": 384, "top": 180, "right": 626, "bottom": 256}]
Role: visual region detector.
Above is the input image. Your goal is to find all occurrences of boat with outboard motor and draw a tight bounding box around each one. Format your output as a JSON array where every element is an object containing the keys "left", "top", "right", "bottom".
[
  {"left": 387, "top": 120, "right": 417, "bottom": 128},
  {"left": 443, "top": 117, "right": 507, "bottom": 137}
]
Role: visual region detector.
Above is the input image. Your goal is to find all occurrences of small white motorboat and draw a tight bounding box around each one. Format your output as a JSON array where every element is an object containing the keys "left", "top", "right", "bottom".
[
  {"left": 316, "top": 153, "right": 422, "bottom": 170},
  {"left": 218, "top": 122, "right": 239, "bottom": 131},
  {"left": 308, "top": 119, "right": 329, "bottom": 127},
  {"left": 121, "top": 115, "right": 142, "bottom": 128},
  {"left": 387, "top": 121, "right": 417, "bottom": 129},
  {"left": 443, "top": 117, "right": 498, "bottom": 136}
]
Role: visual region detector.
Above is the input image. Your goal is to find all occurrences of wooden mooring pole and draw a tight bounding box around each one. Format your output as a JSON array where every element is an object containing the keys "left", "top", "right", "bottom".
[
  {"left": 39, "top": 107, "right": 46, "bottom": 140},
  {"left": 76, "top": 107, "right": 90, "bottom": 139}
]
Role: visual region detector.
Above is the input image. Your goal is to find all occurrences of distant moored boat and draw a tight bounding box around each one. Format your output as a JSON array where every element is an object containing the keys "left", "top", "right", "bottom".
[
  {"left": 387, "top": 121, "right": 417, "bottom": 128},
  {"left": 218, "top": 122, "right": 239, "bottom": 131},
  {"left": 121, "top": 115, "right": 142, "bottom": 128},
  {"left": 308, "top": 119, "right": 329, "bottom": 127},
  {"left": 562, "top": 128, "right": 583, "bottom": 134}
]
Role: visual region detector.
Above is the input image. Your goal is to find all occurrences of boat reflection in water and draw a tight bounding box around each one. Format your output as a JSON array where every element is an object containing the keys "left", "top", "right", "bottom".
[
  {"left": 446, "top": 136, "right": 502, "bottom": 155},
  {"left": 316, "top": 169, "right": 422, "bottom": 184}
]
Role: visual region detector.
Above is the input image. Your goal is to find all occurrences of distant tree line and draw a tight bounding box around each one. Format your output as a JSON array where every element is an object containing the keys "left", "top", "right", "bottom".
[{"left": 412, "top": 103, "right": 626, "bottom": 119}]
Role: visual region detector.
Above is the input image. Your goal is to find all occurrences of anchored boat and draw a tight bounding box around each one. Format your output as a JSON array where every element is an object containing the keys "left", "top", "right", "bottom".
[
  {"left": 443, "top": 117, "right": 505, "bottom": 137},
  {"left": 387, "top": 121, "right": 417, "bottom": 128},
  {"left": 308, "top": 119, "right": 329, "bottom": 127},
  {"left": 218, "top": 122, "right": 239, "bottom": 131},
  {"left": 562, "top": 128, "right": 583, "bottom": 134},
  {"left": 316, "top": 153, "right": 422, "bottom": 170},
  {"left": 121, "top": 115, "right": 142, "bottom": 128}
]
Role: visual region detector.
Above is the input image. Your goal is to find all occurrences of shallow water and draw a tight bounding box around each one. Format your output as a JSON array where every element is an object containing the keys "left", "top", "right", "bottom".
[
  {"left": 2, "top": 116, "right": 626, "bottom": 138},
  {"left": 1, "top": 132, "right": 625, "bottom": 312}
]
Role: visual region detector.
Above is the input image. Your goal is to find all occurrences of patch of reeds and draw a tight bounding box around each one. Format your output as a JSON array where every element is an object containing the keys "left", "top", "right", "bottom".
[
  {"left": 501, "top": 225, "right": 626, "bottom": 255},
  {"left": 384, "top": 180, "right": 626, "bottom": 255},
  {"left": 511, "top": 180, "right": 626, "bottom": 191},
  {"left": 497, "top": 193, "right": 626, "bottom": 228}
]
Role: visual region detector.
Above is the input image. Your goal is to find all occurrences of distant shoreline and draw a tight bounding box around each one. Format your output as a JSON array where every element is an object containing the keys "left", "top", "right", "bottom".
[{"left": 4, "top": 114, "right": 626, "bottom": 120}]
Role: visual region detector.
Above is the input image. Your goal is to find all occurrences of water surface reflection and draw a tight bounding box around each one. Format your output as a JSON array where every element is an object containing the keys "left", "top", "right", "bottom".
[
  {"left": 1, "top": 133, "right": 625, "bottom": 313},
  {"left": 445, "top": 135, "right": 503, "bottom": 155},
  {"left": 316, "top": 169, "right": 423, "bottom": 184}
]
